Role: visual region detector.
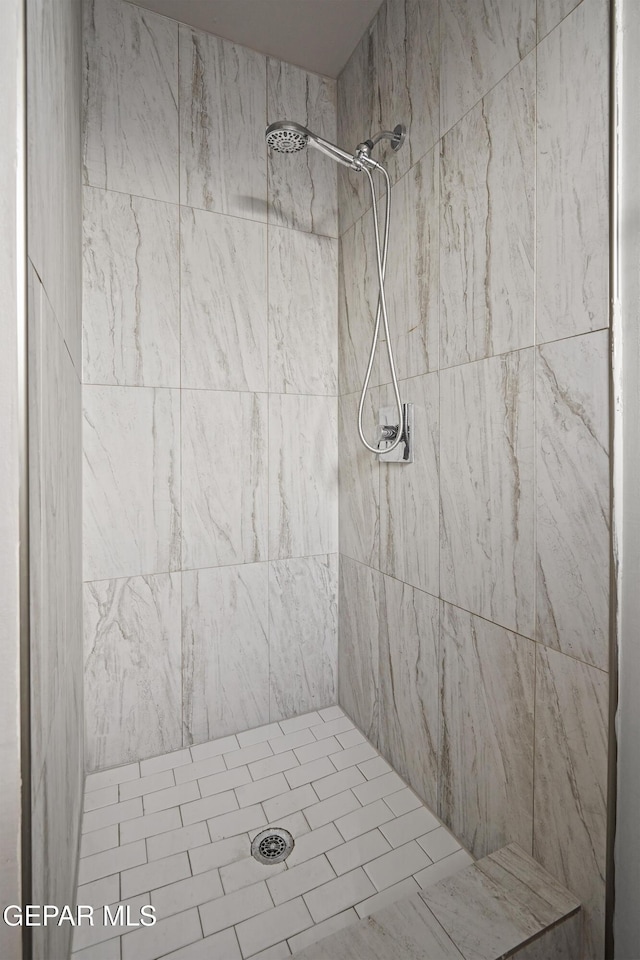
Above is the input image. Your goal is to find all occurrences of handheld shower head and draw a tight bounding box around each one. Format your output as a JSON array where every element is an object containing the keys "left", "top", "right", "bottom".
[{"left": 265, "top": 119, "right": 356, "bottom": 169}]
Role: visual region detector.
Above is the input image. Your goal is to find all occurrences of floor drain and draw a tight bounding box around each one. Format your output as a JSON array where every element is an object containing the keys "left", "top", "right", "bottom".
[{"left": 251, "top": 827, "right": 294, "bottom": 865}]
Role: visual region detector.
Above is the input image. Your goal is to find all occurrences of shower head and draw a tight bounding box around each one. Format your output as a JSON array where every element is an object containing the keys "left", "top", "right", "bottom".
[{"left": 266, "top": 119, "right": 356, "bottom": 169}]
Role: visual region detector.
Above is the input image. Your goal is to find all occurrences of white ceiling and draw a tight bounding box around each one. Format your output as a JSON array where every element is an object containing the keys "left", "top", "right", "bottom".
[{"left": 130, "top": 0, "right": 384, "bottom": 79}]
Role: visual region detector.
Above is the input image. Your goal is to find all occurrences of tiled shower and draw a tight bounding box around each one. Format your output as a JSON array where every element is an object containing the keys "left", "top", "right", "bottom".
[{"left": 25, "top": 0, "right": 610, "bottom": 958}]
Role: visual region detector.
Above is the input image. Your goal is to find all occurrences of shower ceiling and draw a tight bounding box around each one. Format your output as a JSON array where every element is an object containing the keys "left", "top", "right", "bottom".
[{"left": 129, "top": 0, "right": 384, "bottom": 78}]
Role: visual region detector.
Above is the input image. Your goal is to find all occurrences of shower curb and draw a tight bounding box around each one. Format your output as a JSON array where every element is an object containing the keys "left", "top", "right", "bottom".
[{"left": 292, "top": 842, "right": 582, "bottom": 959}]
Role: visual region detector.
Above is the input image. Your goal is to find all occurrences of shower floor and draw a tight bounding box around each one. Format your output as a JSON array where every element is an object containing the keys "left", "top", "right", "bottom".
[{"left": 72, "top": 707, "right": 472, "bottom": 960}]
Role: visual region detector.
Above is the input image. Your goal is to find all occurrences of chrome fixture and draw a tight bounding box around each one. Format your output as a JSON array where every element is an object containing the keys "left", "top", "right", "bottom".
[
  {"left": 266, "top": 119, "right": 409, "bottom": 458},
  {"left": 378, "top": 403, "right": 414, "bottom": 463},
  {"left": 251, "top": 827, "right": 294, "bottom": 865}
]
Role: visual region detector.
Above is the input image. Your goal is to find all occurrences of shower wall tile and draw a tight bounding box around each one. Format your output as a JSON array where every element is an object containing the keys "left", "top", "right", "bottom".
[
  {"left": 27, "top": 0, "right": 82, "bottom": 371},
  {"left": 439, "top": 0, "right": 536, "bottom": 135},
  {"left": 440, "top": 350, "right": 535, "bottom": 637},
  {"left": 180, "top": 207, "right": 267, "bottom": 392},
  {"left": 179, "top": 26, "right": 267, "bottom": 221},
  {"left": 440, "top": 55, "right": 535, "bottom": 367},
  {"left": 83, "top": 187, "right": 180, "bottom": 387},
  {"left": 537, "top": 0, "right": 583, "bottom": 40},
  {"left": 536, "top": 332, "right": 610, "bottom": 671},
  {"left": 83, "top": 385, "right": 180, "bottom": 581},
  {"left": 338, "top": 390, "right": 380, "bottom": 569},
  {"left": 83, "top": 0, "right": 178, "bottom": 202},
  {"left": 380, "top": 146, "right": 439, "bottom": 382},
  {"left": 182, "top": 390, "right": 268, "bottom": 570},
  {"left": 268, "top": 395, "right": 338, "bottom": 560},
  {"left": 339, "top": 216, "right": 380, "bottom": 397},
  {"left": 182, "top": 564, "right": 270, "bottom": 744},
  {"left": 533, "top": 647, "right": 608, "bottom": 959},
  {"left": 268, "top": 227, "right": 338, "bottom": 396},
  {"left": 378, "top": 577, "right": 439, "bottom": 811},
  {"left": 338, "top": 556, "right": 380, "bottom": 743},
  {"left": 536, "top": 0, "right": 609, "bottom": 344},
  {"left": 267, "top": 59, "right": 338, "bottom": 238},
  {"left": 84, "top": 574, "right": 182, "bottom": 771},
  {"left": 439, "top": 602, "right": 535, "bottom": 859},
  {"left": 269, "top": 556, "right": 338, "bottom": 722},
  {"left": 337, "top": 26, "right": 377, "bottom": 236},
  {"left": 29, "top": 270, "right": 83, "bottom": 784},
  {"left": 373, "top": 0, "right": 439, "bottom": 186},
  {"left": 379, "top": 372, "right": 439, "bottom": 596}
]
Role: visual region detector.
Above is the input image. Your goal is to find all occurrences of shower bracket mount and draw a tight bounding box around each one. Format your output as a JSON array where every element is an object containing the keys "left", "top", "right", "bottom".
[{"left": 377, "top": 403, "right": 414, "bottom": 463}]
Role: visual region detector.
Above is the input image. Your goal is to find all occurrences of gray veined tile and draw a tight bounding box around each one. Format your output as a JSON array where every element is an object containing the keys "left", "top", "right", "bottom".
[
  {"left": 83, "top": 574, "right": 181, "bottom": 772},
  {"left": 439, "top": 602, "right": 535, "bottom": 860},
  {"left": 83, "top": 0, "right": 178, "bottom": 202},
  {"left": 179, "top": 26, "right": 267, "bottom": 220},
  {"left": 379, "top": 147, "right": 439, "bottom": 383},
  {"left": 536, "top": 332, "right": 610, "bottom": 670},
  {"left": 83, "top": 385, "right": 180, "bottom": 581},
  {"left": 82, "top": 187, "right": 180, "bottom": 387},
  {"left": 440, "top": 349, "right": 535, "bottom": 636},
  {"left": 373, "top": 0, "right": 439, "bottom": 186},
  {"left": 440, "top": 0, "right": 536, "bottom": 135},
  {"left": 379, "top": 371, "right": 439, "bottom": 595},
  {"left": 537, "top": 0, "right": 584, "bottom": 40},
  {"left": 268, "top": 228, "right": 338, "bottom": 396},
  {"left": 338, "top": 389, "right": 380, "bottom": 569},
  {"left": 534, "top": 646, "right": 608, "bottom": 960},
  {"left": 440, "top": 55, "right": 535, "bottom": 367},
  {"left": 27, "top": 0, "right": 82, "bottom": 371},
  {"left": 181, "top": 389, "right": 268, "bottom": 569},
  {"left": 182, "top": 563, "right": 270, "bottom": 744},
  {"left": 378, "top": 577, "right": 439, "bottom": 811},
  {"left": 268, "top": 394, "right": 338, "bottom": 560},
  {"left": 536, "top": 0, "right": 609, "bottom": 343},
  {"left": 338, "top": 556, "right": 380, "bottom": 743},
  {"left": 267, "top": 59, "right": 338, "bottom": 238},
  {"left": 180, "top": 206, "right": 267, "bottom": 392},
  {"left": 338, "top": 216, "right": 380, "bottom": 397},
  {"left": 337, "top": 24, "right": 377, "bottom": 236},
  {"left": 269, "top": 556, "right": 338, "bottom": 722}
]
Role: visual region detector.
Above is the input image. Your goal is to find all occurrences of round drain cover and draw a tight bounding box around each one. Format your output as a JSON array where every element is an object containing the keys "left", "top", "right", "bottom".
[{"left": 251, "top": 827, "right": 294, "bottom": 865}]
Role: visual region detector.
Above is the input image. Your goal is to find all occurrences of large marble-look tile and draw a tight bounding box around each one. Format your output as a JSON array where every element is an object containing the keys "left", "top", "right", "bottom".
[
  {"left": 338, "top": 556, "right": 380, "bottom": 742},
  {"left": 440, "top": 56, "right": 535, "bottom": 367},
  {"left": 379, "top": 372, "right": 439, "bottom": 595},
  {"left": 337, "top": 25, "right": 377, "bottom": 236},
  {"left": 84, "top": 573, "right": 182, "bottom": 770},
  {"left": 268, "top": 227, "right": 338, "bottom": 396},
  {"left": 439, "top": 603, "right": 535, "bottom": 859},
  {"left": 440, "top": 350, "right": 535, "bottom": 637},
  {"left": 380, "top": 146, "right": 438, "bottom": 382},
  {"left": 338, "top": 390, "right": 380, "bottom": 569},
  {"left": 83, "top": 0, "right": 178, "bottom": 202},
  {"left": 27, "top": 0, "right": 82, "bottom": 370},
  {"left": 536, "top": 332, "right": 610, "bottom": 671},
  {"left": 537, "top": 0, "right": 584, "bottom": 41},
  {"left": 534, "top": 647, "right": 608, "bottom": 960},
  {"left": 373, "top": 0, "right": 439, "bottom": 186},
  {"left": 83, "top": 187, "right": 180, "bottom": 387},
  {"left": 182, "top": 390, "right": 268, "bottom": 570},
  {"left": 339, "top": 216, "right": 380, "bottom": 397},
  {"left": 536, "top": 0, "right": 609, "bottom": 343},
  {"left": 267, "top": 59, "right": 338, "bottom": 238},
  {"left": 83, "top": 385, "right": 180, "bottom": 581},
  {"left": 379, "top": 577, "right": 439, "bottom": 810},
  {"left": 179, "top": 26, "right": 267, "bottom": 220},
  {"left": 269, "top": 555, "right": 338, "bottom": 722},
  {"left": 183, "top": 564, "right": 270, "bottom": 744},
  {"left": 29, "top": 270, "right": 82, "bottom": 791},
  {"left": 180, "top": 207, "right": 267, "bottom": 392},
  {"left": 440, "top": 0, "right": 536, "bottom": 135},
  {"left": 269, "top": 394, "right": 338, "bottom": 560}
]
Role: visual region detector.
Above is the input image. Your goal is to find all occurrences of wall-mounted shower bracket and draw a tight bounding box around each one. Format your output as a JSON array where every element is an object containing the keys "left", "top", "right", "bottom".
[{"left": 377, "top": 403, "right": 414, "bottom": 463}]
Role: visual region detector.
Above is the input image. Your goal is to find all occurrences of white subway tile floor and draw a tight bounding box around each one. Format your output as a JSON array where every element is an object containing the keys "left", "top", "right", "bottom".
[{"left": 73, "top": 707, "right": 473, "bottom": 960}]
